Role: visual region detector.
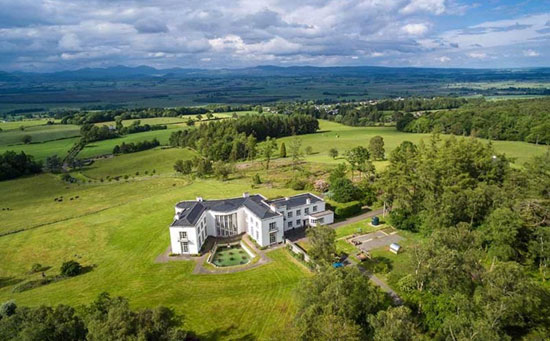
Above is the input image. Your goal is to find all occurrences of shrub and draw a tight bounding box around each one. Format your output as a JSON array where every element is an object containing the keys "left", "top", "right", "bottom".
[
  {"left": 313, "top": 179, "right": 329, "bottom": 192},
  {"left": 333, "top": 201, "right": 362, "bottom": 218},
  {"left": 252, "top": 173, "right": 262, "bottom": 185},
  {"left": 287, "top": 178, "right": 308, "bottom": 190},
  {"left": 60, "top": 260, "right": 82, "bottom": 277},
  {"left": 0, "top": 300, "right": 17, "bottom": 317}
]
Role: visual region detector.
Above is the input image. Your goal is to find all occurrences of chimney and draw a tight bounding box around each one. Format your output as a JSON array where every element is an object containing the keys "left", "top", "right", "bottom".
[
  {"left": 306, "top": 198, "right": 311, "bottom": 205},
  {"left": 269, "top": 204, "right": 277, "bottom": 212},
  {"left": 196, "top": 197, "right": 203, "bottom": 202},
  {"left": 243, "top": 192, "right": 249, "bottom": 198}
]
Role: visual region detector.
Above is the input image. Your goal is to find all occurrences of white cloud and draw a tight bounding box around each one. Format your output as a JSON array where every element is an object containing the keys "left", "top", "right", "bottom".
[
  {"left": 402, "top": 23, "right": 429, "bottom": 35},
  {"left": 523, "top": 49, "right": 540, "bottom": 57},
  {"left": 401, "top": 0, "right": 446, "bottom": 15},
  {"left": 438, "top": 56, "right": 451, "bottom": 62},
  {"left": 468, "top": 52, "right": 487, "bottom": 59}
]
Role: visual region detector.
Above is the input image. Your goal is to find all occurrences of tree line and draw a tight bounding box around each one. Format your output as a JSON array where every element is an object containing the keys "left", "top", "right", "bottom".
[
  {"left": 169, "top": 114, "right": 319, "bottom": 161},
  {"left": 113, "top": 139, "right": 160, "bottom": 155},
  {"left": 397, "top": 97, "right": 550, "bottom": 144},
  {"left": 79, "top": 120, "right": 166, "bottom": 143},
  {"left": 0, "top": 293, "right": 188, "bottom": 340}
]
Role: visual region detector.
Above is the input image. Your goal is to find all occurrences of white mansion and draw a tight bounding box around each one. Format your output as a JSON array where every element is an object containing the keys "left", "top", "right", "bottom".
[{"left": 169, "top": 192, "right": 334, "bottom": 254}]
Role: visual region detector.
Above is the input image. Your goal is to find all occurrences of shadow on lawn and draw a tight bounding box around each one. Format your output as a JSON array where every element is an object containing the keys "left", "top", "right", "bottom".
[
  {"left": 0, "top": 277, "right": 24, "bottom": 289},
  {"left": 190, "top": 325, "right": 256, "bottom": 341},
  {"left": 11, "top": 265, "right": 95, "bottom": 293}
]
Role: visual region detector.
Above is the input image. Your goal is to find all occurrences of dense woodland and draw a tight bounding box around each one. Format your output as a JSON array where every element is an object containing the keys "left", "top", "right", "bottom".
[
  {"left": 169, "top": 114, "right": 318, "bottom": 161},
  {"left": 397, "top": 97, "right": 550, "bottom": 144},
  {"left": 296, "top": 137, "right": 550, "bottom": 340}
]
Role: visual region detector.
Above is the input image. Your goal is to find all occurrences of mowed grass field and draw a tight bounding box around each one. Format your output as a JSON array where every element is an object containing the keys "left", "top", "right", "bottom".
[{"left": 0, "top": 171, "right": 310, "bottom": 339}]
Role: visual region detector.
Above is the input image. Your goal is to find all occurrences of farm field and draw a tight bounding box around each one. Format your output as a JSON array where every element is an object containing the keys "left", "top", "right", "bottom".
[
  {"left": 0, "top": 119, "right": 57, "bottom": 130},
  {"left": 0, "top": 124, "right": 80, "bottom": 146},
  {"left": 0, "top": 169, "right": 311, "bottom": 339},
  {"left": 0, "top": 136, "right": 79, "bottom": 161}
]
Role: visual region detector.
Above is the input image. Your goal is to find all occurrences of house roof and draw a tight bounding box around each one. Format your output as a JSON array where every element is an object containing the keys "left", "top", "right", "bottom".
[
  {"left": 172, "top": 194, "right": 280, "bottom": 227},
  {"left": 266, "top": 193, "right": 322, "bottom": 209},
  {"left": 309, "top": 210, "right": 333, "bottom": 218}
]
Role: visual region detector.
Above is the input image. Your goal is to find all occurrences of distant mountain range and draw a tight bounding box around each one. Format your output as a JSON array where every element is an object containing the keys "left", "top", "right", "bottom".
[{"left": 2, "top": 65, "right": 550, "bottom": 82}]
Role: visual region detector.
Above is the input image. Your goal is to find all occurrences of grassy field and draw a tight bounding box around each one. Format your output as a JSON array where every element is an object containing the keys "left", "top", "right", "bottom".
[
  {"left": 0, "top": 119, "right": 57, "bottom": 130},
  {"left": 0, "top": 170, "right": 311, "bottom": 339},
  {"left": 276, "top": 120, "right": 549, "bottom": 167},
  {"left": 0, "top": 124, "right": 80, "bottom": 146},
  {"left": 0, "top": 137, "right": 79, "bottom": 161}
]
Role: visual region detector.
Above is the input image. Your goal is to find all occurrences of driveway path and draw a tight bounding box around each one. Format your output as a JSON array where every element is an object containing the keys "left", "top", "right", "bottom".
[{"left": 347, "top": 257, "right": 403, "bottom": 305}]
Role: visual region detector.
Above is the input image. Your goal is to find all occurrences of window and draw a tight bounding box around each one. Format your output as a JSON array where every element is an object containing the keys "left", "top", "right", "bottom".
[
  {"left": 179, "top": 231, "right": 187, "bottom": 239},
  {"left": 181, "top": 242, "right": 189, "bottom": 253},
  {"left": 288, "top": 211, "right": 293, "bottom": 218},
  {"left": 318, "top": 218, "right": 324, "bottom": 224},
  {"left": 312, "top": 205, "right": 318, "bottom": 212},
  {"left": 288, "top": 221, "right": 293, "bottom": 228},
  {"left": 270, "top": 233, "right": 276, "bottom": 244},
  {"left": 305, "top": 207, "right": 309, "bottom": 214},
  {"left": 255, "top": 230, "right": 259, "bottom": 239},
  {"left": 296, "top": 220, "right": 301, "bottom": 226},
  {"left": 296, "top": 209, "right": 301, "bottom": 216},
  {"left": 269, "top": 222, "right": 277, "bottom": 230},
  {"left": 215, "top": 213, "right": 238, "bottom": 237}
]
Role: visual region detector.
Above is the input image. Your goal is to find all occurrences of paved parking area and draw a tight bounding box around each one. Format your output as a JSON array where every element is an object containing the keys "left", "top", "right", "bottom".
[{"left": 351, "top": 230, "right": 403, "bottom": 252}]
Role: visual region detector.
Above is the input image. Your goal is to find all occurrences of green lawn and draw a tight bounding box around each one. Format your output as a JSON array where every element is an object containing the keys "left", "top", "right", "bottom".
[
  {"left": 80, "top": 147, "right": 197, "bottom": 179},
  {"left": 211, "top": 245, "right": 252, "bottom": 267},
  {"left": 0, "top": 171, "right": 311, "bottom": 339},
  {"left": 0, "top": 124, "right": 80, "bottom": 146}
]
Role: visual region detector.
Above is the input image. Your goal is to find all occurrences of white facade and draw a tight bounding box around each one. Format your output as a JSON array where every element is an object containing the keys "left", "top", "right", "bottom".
[{"left": 169, "top": 192, "right": 333, "bottom": 255}]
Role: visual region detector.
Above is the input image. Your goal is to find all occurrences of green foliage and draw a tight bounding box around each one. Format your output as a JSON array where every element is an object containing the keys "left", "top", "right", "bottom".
[
  {"left": 262, "top": 137, "right": 277, "bottom": 170},
  {"left": 330, "top": 178, "right": 362, "bottom": 203},
  {"left": 60, "top": 260, "right": 82, "bottom": 277},
  {"left": 0, "top": 293, "right": 187, "bottom": 341},
  {"left": 295, "top": 266, "right": 387, "bottom": 339},
  {"left": 21, "top": 135, "right": 32, "bottom": 144},
  {"left": 286, "top": 178, "right": 308, "bottom": 190},
  {"left": 398, "top": 97, "right": 550, "bottom": 144},
  {"left": 80, "top": 124, "right": 118, "bottom": 143},
  {"left": 333, "top": 201, "right": 362, "bottom": 218},
  {"left": 112, "top": 138, "right": 159, "bottom": 154},
  {"left": 213, "top": 161, "right": 234, "bottom": 181},
  {"left": 329, "top": 148, "right": 338, "bottom": 159},
  {"left": 252, "top": 173, "right": 261, "bottom": 185},
  {"left": 368, "top": 306, "right": 422, "bottom": 341},
  {"left": 368, "top": 136, "right": 385, "bottom": 160},
  {"left": 279, "top": 142, "right": 287, "bottom": 158},
  {"left": 173, "top": 159, "right": 192, "bottom": 175},
  {"left": 44, "top": 154, "right": 63, "bottom": 173},
  {"left": 289, "top": 137, "right": 304, "bottom": 169},
  {"left": 345, "top": 146, "right": 370, "bottom": 179},
  {"left": 306, "top": 225, "right": 336, "bottom": 264},
  {"left": 169, "top": 114, "right": 318, "bottom": 162},
  {"left": 0, "top": 151, "right": 42, "bottom": 181}
]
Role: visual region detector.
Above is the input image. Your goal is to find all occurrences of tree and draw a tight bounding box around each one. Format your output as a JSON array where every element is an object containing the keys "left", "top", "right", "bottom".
[
  {"left": 368, "top": 306, "right": 422, "bottom": 341},
  {"left": 279, "top": 142, "right": 287, "bottom": 158},
  {"left": 329, "top": 148, "right": 339, "bottom": 159},
  {"left": 368, "top": 136, "right": 385, "bottom": 160},
  {"left": 206, "top": 113, "right": 214, "bottom": 120},
  {"left": 246, "top": 135, "right": 257, "bottom": 160},
  {"left": 213, "top": 161, "right": 233, "bottom": 181},
  {"left": 481, "top": 208, "right": 523, "bottom": 261},
  {"left": 345, "top": 146, "right": 370, "bottom": 179},
  {"left": 60, "top": 260, "right": 82, "bottom": 277},
  {"left": 330, "top": 178, "right": 362, "bottom": 203},
  {"left": 295, "top": 266, "right": 386, "bottom": 339},
  {"left": 45, "top": 155, "right": 63, "bottom": 173},
  {"left": 262, "top": 137, "right": 277, "bottom": 170},
  {"left": 232, "top": 112, "right": 238, "bottom": 119},
  {"left": 305, "top": 146, "right": 313, "bottom": 155},
  {"left": 173, "top": 160, "right": 192, "bottom": 175},
  {"left": 289, "top": 137, "right": 304, "bottom": 169},
  {"left": 22, "top": 135, "right": 32, "bottom": 144},
  {"left": 196, "top": 114, "right": 203, "bottom": 121},
  {"left": 329, "top": 163, "right": 347, "bottom": 184},
  {"left": 195, "top": 158, "right": 212, "bottom": 178},
  {"left": 307, "top": 224, "right": 336, "bottom": 264}
]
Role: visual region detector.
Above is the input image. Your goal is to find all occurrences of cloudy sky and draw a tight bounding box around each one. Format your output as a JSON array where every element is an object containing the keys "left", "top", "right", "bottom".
[{"left": 1, "top": 0, "right": 549, "bottom": 71}]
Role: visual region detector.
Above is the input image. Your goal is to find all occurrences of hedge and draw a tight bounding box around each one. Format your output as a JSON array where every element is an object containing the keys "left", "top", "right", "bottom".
[{"left": 332, "top": 201, "right": 362, "bottom": 218}]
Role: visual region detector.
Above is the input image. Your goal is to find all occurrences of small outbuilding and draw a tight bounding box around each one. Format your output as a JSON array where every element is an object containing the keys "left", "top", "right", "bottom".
[{"left": 389, "top": 243, "right": 401, "bottom": 254}]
